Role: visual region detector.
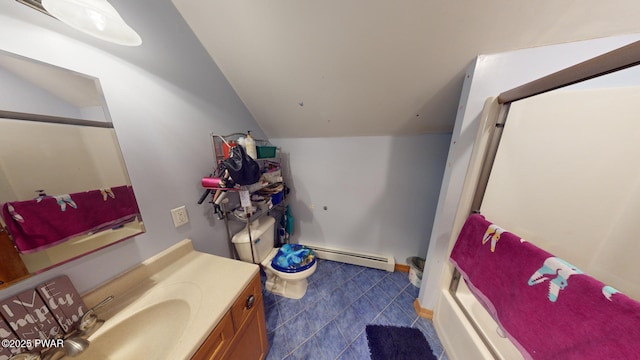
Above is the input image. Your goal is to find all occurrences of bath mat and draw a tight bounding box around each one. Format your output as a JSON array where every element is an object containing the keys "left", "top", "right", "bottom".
[{"left": 366, "top": 325, "right": 436, "bottom": 360}]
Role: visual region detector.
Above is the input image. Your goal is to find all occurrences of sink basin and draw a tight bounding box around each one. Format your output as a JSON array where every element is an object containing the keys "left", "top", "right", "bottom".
[
  {"left": 72, "top": 239, "right": 260, "bottom": 359},
  {"left": 75, "top": 299, "right": 190, "bottom": 359},
  {"left": 74, "top": 282, "right": 201, "bottom": 359}
]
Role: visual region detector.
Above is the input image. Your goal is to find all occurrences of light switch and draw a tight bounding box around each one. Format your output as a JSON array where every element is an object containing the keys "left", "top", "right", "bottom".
[{"left": 171, "top": 206, "right": 189, "bottom": 227}]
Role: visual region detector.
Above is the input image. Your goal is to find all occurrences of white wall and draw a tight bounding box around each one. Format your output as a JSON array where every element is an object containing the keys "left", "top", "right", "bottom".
[
  {"left": 271, "top": 134, "right": 450, "bottom": 263},
  {"left": 0, "top": 0, "right": 265, "bottom": 297},
  {"left": 419, "top": 33, "right": 640, "bottom": 311}
]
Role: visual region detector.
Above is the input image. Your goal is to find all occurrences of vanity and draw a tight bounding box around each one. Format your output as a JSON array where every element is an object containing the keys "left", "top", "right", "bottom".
[
  {"left": 191, "top": 269, "right": 267, "bottom": 360},
  {"left": 77, "top": 239, "right": 268, "bottom": 360}
]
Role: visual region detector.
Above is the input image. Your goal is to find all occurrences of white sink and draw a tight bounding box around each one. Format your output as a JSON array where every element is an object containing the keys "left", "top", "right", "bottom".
[
  {"left": 76, "top": 239, "right": 259, "bottom": 359},
  {"left": 74, "top": 299, "right": 190, "bottom": 359},
  {"left": 75, "top": 281, "right": 201, "bottom": 359}
]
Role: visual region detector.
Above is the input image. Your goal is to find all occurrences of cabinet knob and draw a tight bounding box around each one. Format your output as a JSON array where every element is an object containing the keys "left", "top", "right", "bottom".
[{"left": 245, "top": 294, "right": 255, "bottom": 310}]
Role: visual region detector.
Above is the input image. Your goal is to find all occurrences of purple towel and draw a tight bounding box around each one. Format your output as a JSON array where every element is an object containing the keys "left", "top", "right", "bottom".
[
  {"left": 1, "top": 185, "right": 140, "bottom": 254},
  {"left": 450, "top": 214, "right": 640, "bottom": 360}
]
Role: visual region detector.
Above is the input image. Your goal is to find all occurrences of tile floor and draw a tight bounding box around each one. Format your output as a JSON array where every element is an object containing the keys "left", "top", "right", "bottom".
[{"left": 261, "top": 259, "right": 448, "bottom": 360}]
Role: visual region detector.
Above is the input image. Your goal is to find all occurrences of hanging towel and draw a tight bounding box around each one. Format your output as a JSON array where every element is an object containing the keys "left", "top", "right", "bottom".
[
  {"left": 1, "top": 185, "right": 140, "bottom": 254},
  {"left": 450, "top": 214, "right": 640, "bottom": 360}
]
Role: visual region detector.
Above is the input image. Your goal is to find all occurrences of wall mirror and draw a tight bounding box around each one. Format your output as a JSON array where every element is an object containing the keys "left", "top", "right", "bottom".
[{"left": 0, "top": 49, "right": 144, "bottom": 289}]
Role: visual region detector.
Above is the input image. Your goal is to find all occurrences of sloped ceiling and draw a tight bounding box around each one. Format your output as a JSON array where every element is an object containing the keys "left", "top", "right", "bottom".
[
  {"left": 171, "top": 1, "right": 640, "bottom": 138},
  {"left": 134, "top": 0, "right": 640, "bottom": 138}
]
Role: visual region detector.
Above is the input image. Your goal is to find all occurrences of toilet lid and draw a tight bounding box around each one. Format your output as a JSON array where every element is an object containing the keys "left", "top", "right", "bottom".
[{"left": 271, "top": 244, "right": 316, "bottom": 273}]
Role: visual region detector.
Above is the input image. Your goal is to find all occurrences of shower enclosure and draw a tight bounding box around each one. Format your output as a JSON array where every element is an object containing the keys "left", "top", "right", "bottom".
[{"left": 437, "top": 41, "right": 640, "bottom": 359}]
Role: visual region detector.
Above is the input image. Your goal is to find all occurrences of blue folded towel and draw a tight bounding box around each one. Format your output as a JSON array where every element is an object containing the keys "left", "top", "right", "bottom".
[{"left": 273, "top": 244, "right": 315, "bottom": 271}]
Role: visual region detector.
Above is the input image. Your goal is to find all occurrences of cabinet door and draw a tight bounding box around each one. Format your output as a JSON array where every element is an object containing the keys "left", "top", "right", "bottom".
[
  {"left": 192, "top": 311, "right": 234, "bottom": 360},
  {"left": 231, "top": 273, "right": 262, "bottom": 330},
  {"left": 224, "top": 298, "right": 268, "bottom": 360},
  {"left": 192, "top": 272, "right": 268, "bottom": 360}
]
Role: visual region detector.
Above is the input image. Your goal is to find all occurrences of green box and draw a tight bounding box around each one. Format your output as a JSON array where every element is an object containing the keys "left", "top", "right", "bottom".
[{"left": 256, "top": 146, "right": 277, "bottom": 159}]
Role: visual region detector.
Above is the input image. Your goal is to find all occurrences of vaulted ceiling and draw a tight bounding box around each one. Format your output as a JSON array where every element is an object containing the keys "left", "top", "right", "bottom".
[
  {"left": 172, "top": 0, "right": 640, "bottom": 138},
  {"left": 5, "top": 1, "right": 640, "bottom": 138}
]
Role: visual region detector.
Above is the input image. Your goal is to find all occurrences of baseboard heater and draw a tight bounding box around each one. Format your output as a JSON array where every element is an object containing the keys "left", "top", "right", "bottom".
[{"left": 301, "top": 243, "right": 395, "bottom": 272}]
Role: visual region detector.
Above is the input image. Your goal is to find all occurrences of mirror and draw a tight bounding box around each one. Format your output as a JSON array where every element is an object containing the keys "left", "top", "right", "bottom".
[
  {"left": 0, "top": 50, "right": 144, "bottom": 288},
  {"left": 0, "top": 50, "right": 109, "bottom": 122}
]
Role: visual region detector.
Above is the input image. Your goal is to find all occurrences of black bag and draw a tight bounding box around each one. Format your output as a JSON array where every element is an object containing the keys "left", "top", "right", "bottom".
[{"left": 221, "top": 145, "right": 260, "bottom": 185}]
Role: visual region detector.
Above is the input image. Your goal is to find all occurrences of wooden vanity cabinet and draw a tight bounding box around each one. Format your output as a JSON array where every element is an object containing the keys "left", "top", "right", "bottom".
[{"left": 192, "top": 272, "right": 268, "bottom": 360}]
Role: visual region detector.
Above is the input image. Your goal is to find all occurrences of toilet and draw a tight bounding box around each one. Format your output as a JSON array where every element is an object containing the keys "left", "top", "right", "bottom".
[{"left": 232, "top": 216, "right": 317, "bottom": 299}]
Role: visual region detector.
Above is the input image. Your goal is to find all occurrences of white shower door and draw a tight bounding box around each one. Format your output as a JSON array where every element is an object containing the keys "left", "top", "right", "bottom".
[{"left": 479, "top": 85, "right": 640, "bottom": 301}]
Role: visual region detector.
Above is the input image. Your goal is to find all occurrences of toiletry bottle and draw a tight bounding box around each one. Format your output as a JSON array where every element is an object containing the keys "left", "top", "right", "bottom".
[{"left": 245, "top": 131, "right": 257, "bottom": 159}]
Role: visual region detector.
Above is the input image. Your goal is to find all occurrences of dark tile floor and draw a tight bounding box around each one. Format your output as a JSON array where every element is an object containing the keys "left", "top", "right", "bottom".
[{"left": 261, "top": 259, "right": 448, "bottom": 360}]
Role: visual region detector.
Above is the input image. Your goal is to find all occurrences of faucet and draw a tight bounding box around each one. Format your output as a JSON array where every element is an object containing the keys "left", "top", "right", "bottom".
[
  {"left": 77, "top": 296, "right": 114, "bottom": 334},
  {"left": 62, "top": 296, "right": 114, "bottom": 358},
  {"left": 9, "top": 296, "right": 114, "bottom": 360}
]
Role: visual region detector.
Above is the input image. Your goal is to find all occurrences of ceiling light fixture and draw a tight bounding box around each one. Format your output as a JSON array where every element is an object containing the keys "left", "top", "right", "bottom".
[{"left": 40, "top": 0, "right": 142, "bottom": 46}]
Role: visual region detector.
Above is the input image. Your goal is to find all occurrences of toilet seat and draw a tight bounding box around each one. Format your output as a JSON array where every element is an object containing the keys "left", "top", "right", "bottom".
[
  {"left": 271, "top": 244, "right": 316, "bottom": 273},
  {"left": 262, "top": 248, "right": 317, "bottom": 281}
]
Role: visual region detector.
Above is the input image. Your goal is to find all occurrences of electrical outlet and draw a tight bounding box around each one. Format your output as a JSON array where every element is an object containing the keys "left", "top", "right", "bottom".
[{"left": 171, "top": 206, "right": 189, "bottom": 227}]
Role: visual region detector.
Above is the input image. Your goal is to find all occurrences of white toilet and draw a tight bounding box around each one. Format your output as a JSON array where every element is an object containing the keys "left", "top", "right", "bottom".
[{"left": 232, "top": 216, "right": 317, "bottom": 299}]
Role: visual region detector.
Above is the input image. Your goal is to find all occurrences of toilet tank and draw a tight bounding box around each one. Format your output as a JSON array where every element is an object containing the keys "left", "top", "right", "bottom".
[{"left": 231, "top": 216, "right": 276, "bottom": 263}]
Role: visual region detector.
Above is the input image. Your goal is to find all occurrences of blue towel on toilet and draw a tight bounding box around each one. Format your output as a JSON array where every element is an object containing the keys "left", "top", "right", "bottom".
[{"left": 272, "top": 244, "right": 315, "bottom": 272}]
